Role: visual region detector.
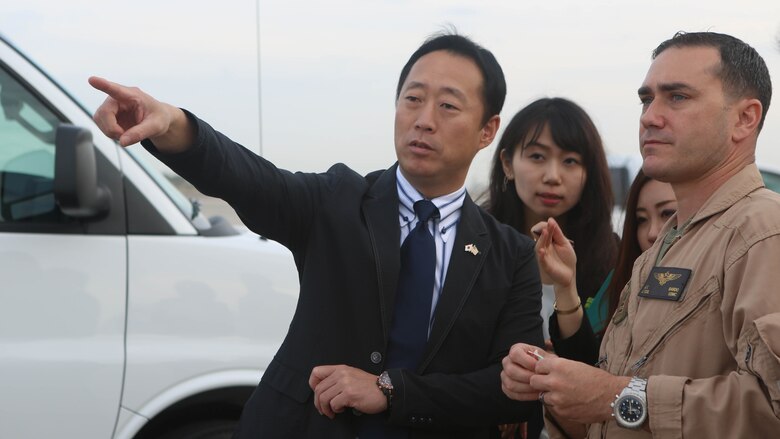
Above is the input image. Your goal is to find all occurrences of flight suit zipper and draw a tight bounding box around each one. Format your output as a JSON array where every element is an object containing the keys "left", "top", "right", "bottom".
[{"left": 744, "top": 343, "right": 754, "bottom": 374}]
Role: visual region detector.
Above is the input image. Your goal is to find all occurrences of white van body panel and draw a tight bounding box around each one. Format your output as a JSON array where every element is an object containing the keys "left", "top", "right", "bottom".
[
  {"left": 121, "top": 233, "right": 297, "bottom": 414},
  {"left": 0, "top": 233, "right": 126, "bottom": 439},
  {"left": 0, "top": 34, "right": 299, "bottom": 438}
]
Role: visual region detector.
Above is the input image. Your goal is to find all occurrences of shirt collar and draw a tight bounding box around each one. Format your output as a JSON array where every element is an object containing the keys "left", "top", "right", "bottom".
[
  {"left": 694, "top": 162, "right": 765, "bottom": 222},
  {"left": 659, "top": 163, "right": 765, "bottom": 238},
  {"left": 396, "top": 167, "right": 466, "bottom": 229}
]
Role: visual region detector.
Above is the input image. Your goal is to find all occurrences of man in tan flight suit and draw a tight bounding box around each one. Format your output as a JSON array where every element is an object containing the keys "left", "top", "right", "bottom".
[{"left": 500, "top": 31, "right": 780, "bottom": 438}]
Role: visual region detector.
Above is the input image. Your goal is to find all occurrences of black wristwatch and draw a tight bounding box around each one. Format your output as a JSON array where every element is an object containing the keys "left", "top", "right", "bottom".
[
  {"left": 611, "top": 377, "right": 648, "bottom": 429},
  {"left": 376, "top": 371, "right": 394, "bottom": 409}
]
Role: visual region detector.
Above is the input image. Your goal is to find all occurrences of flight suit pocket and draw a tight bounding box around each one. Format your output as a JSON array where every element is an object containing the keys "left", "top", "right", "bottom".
[
  {"left": 629, "top": 276, "right": 720, "bottom": 373},
  {"left": 740, "top": 312, "right": 780, "bottom": 415}
]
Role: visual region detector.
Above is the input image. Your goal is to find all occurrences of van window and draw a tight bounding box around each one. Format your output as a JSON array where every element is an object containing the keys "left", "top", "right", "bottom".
[
  {"left": 0, "top": 66, "right": 65, "bottom": 223},
  {"left": 126, "top": 146, "right": 196, "bottom": 219}
]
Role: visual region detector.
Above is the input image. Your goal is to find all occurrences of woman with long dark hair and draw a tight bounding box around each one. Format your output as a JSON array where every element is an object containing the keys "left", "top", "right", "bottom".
[
  {"left": 606, "top": 170, "right": 677, "bottom": 324},
  {"left": 485, "top": 97, "right": 616, "bottom": 359}
]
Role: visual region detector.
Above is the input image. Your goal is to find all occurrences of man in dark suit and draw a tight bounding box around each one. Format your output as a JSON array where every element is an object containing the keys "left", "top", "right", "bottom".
[{"left": 89, "top": 32, "right": 544, "bottom": 438}]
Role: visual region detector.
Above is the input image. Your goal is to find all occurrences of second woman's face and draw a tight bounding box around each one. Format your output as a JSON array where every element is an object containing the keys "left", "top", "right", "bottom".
[
  {"left": 502, "top": 124, "right": 586, "bottom": 224},
  {"left": 636, "top": 179, "right": 677, "bottom": 252}
]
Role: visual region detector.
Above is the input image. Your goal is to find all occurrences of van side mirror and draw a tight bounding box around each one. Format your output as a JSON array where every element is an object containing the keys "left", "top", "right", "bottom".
[{"left": 54, "top": 124, "right": 111, "bottom": 218}]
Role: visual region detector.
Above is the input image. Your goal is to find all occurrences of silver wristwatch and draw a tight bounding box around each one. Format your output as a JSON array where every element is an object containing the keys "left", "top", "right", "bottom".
[{"left": 611, "top": 377, "right": 647, "bottom": 429}]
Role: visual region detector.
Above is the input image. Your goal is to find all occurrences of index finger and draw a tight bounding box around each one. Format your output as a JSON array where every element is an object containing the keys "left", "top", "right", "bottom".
[
  {"left": 308, "top": 365, "right": 337, "bottom": 389},
  {"left": 533, "top": 224, "right": 553, "bottom": 257},
  {"left": 311, "top": 365, "right": 337, "bottom": 379},
  {"left": 530, "top": 221, "right": 548, "bottom": 240},
  {"left": 88, "top": 76, "right": 136, "bottom": 101},
  {"left": 544, "top": 218, "right": 573, "bottom": 247},
  {"left": 507, "top": 343, "right": 547, "bottom": 369}
]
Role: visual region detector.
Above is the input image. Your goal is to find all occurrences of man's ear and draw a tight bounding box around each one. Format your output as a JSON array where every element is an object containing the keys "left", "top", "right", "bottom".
[
  {"left": 732, "top": 98, "right": 762, "bottom": 143},
  {"left": 479, "top": 115, "right": 501, "bottom": 150}
]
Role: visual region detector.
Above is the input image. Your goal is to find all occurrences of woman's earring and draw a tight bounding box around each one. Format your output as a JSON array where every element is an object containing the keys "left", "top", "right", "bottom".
[{"left": 502, "top": 175, "right": 510, "bottom": 192}]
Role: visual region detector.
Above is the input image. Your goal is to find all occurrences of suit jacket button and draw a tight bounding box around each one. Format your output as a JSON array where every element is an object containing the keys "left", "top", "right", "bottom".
[{"left": 370, "top": 351, "right": 383, "bottom": 364}]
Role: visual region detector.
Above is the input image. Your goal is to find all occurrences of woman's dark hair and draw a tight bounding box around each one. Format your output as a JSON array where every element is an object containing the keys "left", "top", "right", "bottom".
[
  {"left": 484, "top": 97, "right": 616, "bottom": 299},
  {"left": 605, "top": 170, "right": 652, "bottom": 327}
]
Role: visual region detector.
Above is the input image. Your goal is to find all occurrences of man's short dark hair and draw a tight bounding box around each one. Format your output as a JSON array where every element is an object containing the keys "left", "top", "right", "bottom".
[
  {"left": 396, "top": 32, "right": 506, "bottom": 125},
  {"left": 653, "top": 31, "right": 772, "bottom": 131}
]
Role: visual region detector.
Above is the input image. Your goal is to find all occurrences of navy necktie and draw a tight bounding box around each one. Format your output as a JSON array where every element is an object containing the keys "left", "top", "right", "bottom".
[
  {"left": 358, "top": 200, "right": 440, "bottom": 439},
  {"left": 386, "top": 199, "right": 440, "bottom": 370}
]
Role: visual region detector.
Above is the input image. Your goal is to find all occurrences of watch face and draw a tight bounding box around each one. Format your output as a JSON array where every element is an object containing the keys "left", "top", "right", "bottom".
[
  {"left": 377, "top": 372, "right": 393, "bottom": 392},
  {"left": 618, "top": 395, "right": 645, "bottom": 425}
]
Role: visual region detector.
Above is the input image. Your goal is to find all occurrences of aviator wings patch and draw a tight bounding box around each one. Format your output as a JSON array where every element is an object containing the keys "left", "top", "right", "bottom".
[
  {"left": 654, "top": 271, "right": 682, "bottom": 286},
  {"left": 639, "top": 267, "right": 692, "bottom": 301}
]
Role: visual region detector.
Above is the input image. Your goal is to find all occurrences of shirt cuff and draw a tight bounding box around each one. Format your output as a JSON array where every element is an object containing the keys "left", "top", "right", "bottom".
[{"left": 647, "top": 375, "right": 689, "bottom": 439}]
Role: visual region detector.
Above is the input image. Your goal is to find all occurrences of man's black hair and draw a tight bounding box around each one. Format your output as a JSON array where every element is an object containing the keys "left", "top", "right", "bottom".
[{"left": 396, "top": 32, "right": 506, "bottom": 125}]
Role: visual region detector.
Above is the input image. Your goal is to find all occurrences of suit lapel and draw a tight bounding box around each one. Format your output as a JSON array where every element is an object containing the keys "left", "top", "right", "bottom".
[
  {"left": 361, "top": 165, "right": 401, "bottom": 341},
  {"left": 419, "top": 194, "right": 490, "bottom": 371}
]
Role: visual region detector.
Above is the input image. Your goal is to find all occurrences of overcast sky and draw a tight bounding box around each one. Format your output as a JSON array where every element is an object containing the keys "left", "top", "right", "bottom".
[{"left": 3, "top": 0, "right": 780, "bottom": 190}]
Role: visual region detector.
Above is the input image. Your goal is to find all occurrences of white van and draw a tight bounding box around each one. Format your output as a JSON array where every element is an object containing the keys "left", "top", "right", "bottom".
[{"left": 0, "top": 35, "right": 299, "bottom": 438}]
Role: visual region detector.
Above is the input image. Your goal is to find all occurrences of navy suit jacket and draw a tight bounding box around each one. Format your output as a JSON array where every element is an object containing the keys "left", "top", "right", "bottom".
[{"left": 145, "top": 113, "right": 545, "bottom": 438}]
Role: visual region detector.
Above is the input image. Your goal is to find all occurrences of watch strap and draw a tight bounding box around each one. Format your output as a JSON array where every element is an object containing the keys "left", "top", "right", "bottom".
[
  {"left": 376, "top": 371, "right": 394, "bottom": 410},
  {"left": 626, "top": 376, "right": 647, "bottom": 393}
]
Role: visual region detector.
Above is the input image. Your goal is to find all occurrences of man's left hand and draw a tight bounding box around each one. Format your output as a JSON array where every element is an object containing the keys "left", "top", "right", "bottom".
[{"left": 309, "top": 365, "right": 387, "bottom": 419}]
